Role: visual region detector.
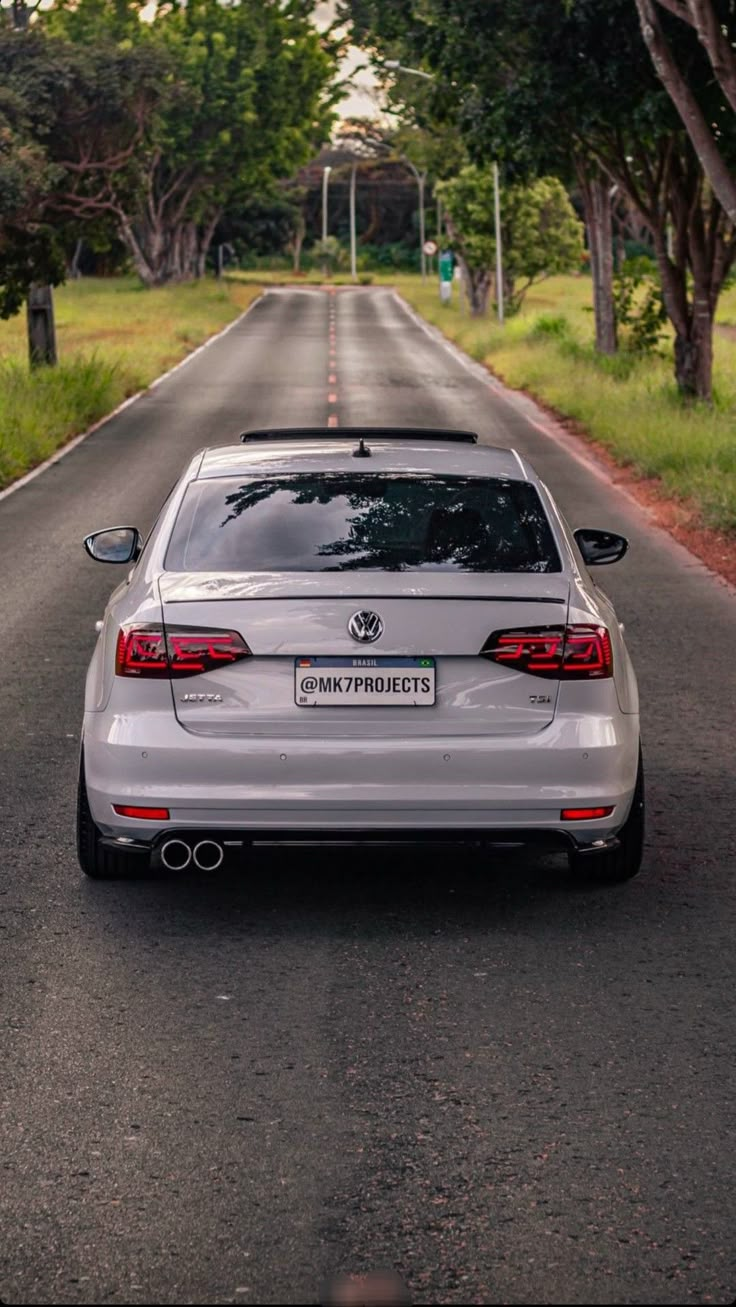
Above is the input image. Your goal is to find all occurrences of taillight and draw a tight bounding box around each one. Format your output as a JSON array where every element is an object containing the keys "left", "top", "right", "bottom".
[
  {"left": 116, "top": 625, "right": 251, "bottom": 678},
  {"left": 481, "top": 624, "right": 612, "bottom": 679}
]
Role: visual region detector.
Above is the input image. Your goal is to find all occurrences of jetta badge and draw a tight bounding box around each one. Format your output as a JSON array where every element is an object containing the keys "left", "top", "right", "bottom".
[{"left": 348, "top": 610, "right": 384, "bottom": 643}]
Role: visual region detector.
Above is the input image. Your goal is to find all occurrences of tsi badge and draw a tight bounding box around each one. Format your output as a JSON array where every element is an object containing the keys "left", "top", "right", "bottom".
[
  {"left": 181, "top": 692, "right": 222, "bottom": 703},
  {"left": 529, "top": 693, "right": 551, "bottom": 704}
]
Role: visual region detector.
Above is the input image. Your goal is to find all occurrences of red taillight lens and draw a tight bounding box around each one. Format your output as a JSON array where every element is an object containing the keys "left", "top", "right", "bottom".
[
  {"left": 561, "top": 806, "right": 614, "bottom": 820},
  {"left": 116, "top": 625, "right": 250, "bottom": 678},
  {"left": 481, "top": 624, "right": 612, "bottom": 679},
  {"left": 166, "top": 629, "right": 250, "bottom": 676},
  {"left": 116, "top": 626, "right": 168, "bottom": 677},
  {"left": 562, "top": 626, "right": 612, "bottom": 677},
  {"left": 113, "top": 804, "right": 170, "bottom": 820}
]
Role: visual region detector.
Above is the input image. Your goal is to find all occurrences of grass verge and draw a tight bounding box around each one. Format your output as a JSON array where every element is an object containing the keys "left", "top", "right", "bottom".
[
  {"left": 390, "top": 274, "right": 736, "bottom": 536},
  {"left": 0, "top": 277, "right": 261, "bottom": 489}
]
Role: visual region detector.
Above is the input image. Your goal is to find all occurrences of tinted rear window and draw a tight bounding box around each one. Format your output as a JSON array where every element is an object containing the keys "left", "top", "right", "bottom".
[{"left": 165, "top": 474, "right": 561, "bottom": 573}]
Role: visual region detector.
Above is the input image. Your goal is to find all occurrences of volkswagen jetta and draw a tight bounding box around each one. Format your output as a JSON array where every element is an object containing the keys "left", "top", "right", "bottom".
[{"left": 78, "top": 428, "right": 643, "bottom": 882}]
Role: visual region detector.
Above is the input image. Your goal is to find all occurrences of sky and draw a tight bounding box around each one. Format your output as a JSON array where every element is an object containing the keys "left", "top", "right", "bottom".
[{"left": 313, "top": 0, "right": 381, "bottom": 122}]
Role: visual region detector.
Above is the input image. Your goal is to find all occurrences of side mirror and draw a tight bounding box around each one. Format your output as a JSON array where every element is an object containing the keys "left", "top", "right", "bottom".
[
  {"left": 84, "top": 526, "right": 142, "bottom": 564},
  {"left": 574, "top": 527, "right": 629, "bottom": 566}
]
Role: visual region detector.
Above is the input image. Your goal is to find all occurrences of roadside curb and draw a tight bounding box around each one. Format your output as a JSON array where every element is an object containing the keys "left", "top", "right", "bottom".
[
  {"left": 394, "top": 290, "right": 736, "bottom": 600},
  {"left": 0, "top": 292, "right": 263, "bottom": 506}
]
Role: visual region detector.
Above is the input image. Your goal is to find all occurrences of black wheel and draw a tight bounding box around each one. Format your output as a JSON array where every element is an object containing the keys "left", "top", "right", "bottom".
[
  {"left": 568, "top": 748, "right": 645, "bottom": 884},
  {"left": 77, "top": 757, "right": 149, "bottom": 880}
]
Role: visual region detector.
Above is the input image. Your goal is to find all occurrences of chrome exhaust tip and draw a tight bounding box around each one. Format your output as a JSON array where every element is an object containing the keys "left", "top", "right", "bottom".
[
  {"left": 161, "top": 838, "right": 192, "bottom": 871},
  {"left": 193, "top": 839, "right": 224, "bottom": 871}
]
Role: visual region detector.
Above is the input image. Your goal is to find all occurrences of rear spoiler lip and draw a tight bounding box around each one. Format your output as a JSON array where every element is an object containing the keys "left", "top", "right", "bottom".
[
  {"left": 240, "top": 426, "right": 479, "bottom": 444},
  {"left": 158, "top": 573, "right": 570, "bottom": 604}
]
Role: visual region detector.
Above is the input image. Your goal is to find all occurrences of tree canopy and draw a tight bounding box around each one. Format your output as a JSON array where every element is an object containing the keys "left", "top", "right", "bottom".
[
  {"left": 341, "top": 0, "right": 736, "bottom": 396},
  {"left": 0, "top": 0, "right": 339, "bottom": 307},
  {"left": 46, "top": 0, "right": 340, "bottom": 284}
]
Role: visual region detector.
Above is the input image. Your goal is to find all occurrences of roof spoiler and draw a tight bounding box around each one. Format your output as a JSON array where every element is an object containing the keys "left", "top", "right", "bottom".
[{"left": 239, "top": 426, "right": 478, "bottom": 444}]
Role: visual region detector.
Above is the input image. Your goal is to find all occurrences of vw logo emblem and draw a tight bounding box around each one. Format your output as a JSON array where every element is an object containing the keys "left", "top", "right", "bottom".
[{"left": 348, "top": 610, "right": 384, "bottom": 643}]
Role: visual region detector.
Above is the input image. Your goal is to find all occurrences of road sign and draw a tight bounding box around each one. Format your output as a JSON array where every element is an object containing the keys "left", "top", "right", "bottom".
[
  {"left": 439, "top": 250, "right": 454, "bottom": 282},
  {"left": 423, "top": 239, "right": 438, "bottom": 256}
]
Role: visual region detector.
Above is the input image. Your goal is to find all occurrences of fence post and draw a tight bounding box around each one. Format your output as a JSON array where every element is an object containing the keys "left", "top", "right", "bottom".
[{"left": 27, "top": 285, "right": 57, "bottom": 368}]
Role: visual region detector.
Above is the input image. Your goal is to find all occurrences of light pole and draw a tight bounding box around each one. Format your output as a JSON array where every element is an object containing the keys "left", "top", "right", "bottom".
[
  {"left": 386, "top": 58, "right": 505, "bottom": 323},
  {"left": 349, "top": 160, "right": 358, "bottom": 283},
  {"left": 404, "top": 159, "right": 428, "bottom": 282},
  {"left": 321, "top": 165, "right": 331, "bottom": 243},
  {"left": 384, "top": 59, "right": 433, "bottom": 80},
  {"left": 493, "top": 161, "right": 504, "bottom": 325}
]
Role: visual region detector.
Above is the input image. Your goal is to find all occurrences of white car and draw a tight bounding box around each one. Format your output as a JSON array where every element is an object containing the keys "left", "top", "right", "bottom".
[{"left": 78, "top": 428, "right": 643, "bottom": 883}]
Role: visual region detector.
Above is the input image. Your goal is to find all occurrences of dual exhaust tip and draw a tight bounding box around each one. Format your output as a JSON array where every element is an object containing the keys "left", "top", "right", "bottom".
[{"left": 160, "top": 838, "right": 224, "bottom": 872}]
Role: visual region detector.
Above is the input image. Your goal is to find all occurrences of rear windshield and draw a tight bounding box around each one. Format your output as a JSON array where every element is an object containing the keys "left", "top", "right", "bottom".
[{"left": 165, "top": 473, "right": 561, "bottom": 573}]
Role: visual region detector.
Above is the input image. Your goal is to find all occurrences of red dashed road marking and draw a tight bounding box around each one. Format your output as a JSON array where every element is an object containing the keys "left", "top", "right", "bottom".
[
  {"left": 328, "top": 393, "right": 337, "bottom": 404},
  {"left": 329, "top": 373, "right": 337, "bottom": 384},
  {"left": 328, "top": 414, "right": 338, "bottom": 427}
]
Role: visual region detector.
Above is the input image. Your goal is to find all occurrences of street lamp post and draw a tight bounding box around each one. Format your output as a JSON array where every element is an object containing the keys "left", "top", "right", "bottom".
[
  {"left": 493, "top": 161, "right": 504, "bottom": 325},
  {"left": 322, "top": 165, "right": 331, "bottom": 243},
  {"left": 386, "top": 58, "right": 505, "bottom": 324},
  {"left": 404, "top": 159, "right": 428, "bottom": 282},
  {"left": 349, "top": 160, "right": 358, "bottom": 283}
]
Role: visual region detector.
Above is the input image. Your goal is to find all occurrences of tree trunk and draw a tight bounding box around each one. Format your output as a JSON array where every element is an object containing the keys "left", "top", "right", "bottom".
[
  {"left": 672, "top": 280, "right": 714, "bottom": 400},
  {"left": 70, "top": 238, "right": 84, "bottom": 279},
  {"left": 577, "top": 160, "right": 617, "bottom": 354},
  {"left": 652, "top": 229, "right": 714, "bottom": 399},
  {"left": 117, "top": 211, "right": 158, "bottom": 286},
  {"left": 591, "top": 175, "right": 617, "bottom": 352},
  {"left": 196, "top": 211, "right": 222, "bottom": 280},
  {"left": 635, "top": 0, "right": 736, "bottom": 226},
  {"left": 291, "top": 216, "right": 305, "bottom": 273},
  {"left": 458, "top": 258, "right": 491, "bottom": 315},
  {"left": 673, "top": 320, "right": 712, "bottom": 399}
]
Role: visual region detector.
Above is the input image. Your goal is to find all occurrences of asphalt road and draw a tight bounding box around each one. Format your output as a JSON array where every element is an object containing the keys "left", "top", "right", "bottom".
[{"left": 1, "top": 288, "right": 735, "bottom": 1307}]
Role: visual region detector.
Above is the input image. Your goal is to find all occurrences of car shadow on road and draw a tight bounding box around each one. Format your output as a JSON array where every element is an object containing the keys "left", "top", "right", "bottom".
[{"left": 80, "top": 842, "right": 647, "bottom": 944}]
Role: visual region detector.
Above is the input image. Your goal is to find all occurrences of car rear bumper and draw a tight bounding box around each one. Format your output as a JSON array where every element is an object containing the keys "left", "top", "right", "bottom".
[{"left": 83, "top": 705, "right": 640, "bottom": 849}]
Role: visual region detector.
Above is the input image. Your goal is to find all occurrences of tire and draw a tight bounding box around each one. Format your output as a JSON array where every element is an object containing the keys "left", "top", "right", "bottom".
[
  {"left": 568, "top": 748, "right": 645, "bottom": 884},
  {"left": 76, "top": 758, "right": 149, "bottom": 880}
]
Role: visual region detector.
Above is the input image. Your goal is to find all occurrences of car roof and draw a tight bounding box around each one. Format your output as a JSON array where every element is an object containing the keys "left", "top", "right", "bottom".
[{"left": 196, "top": 436, "right": 533, "bottom": 483}]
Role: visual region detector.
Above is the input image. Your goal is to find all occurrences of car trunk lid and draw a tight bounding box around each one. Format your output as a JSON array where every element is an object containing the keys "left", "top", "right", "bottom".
[{"left": 160, "top": 572, "right": 569, "bottom": 738}]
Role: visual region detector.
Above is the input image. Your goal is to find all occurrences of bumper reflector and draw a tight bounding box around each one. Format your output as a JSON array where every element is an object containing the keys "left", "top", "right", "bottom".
[
  {"left": 561, "top": 806, "right": 614, "bottom": 821},
  {"left": 113, "top": 804, "right": 170, "bottom": 820}
]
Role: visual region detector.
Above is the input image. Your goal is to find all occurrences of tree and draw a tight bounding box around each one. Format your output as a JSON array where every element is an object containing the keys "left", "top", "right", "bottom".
[
  {"left": 47, "top": 0, "right": 339, "bottom": 286},
  {"left": 634, "top": 0, "right": 736, "bottom": 225},
  {"left": 0, "top": 50, "right": 64, "bottom": 317},
  {"left": 0, "top": 17, "right": 168, "bottom": 322},
  {"left": 343, "top": 0, "right": 619, "bottom": 352},
  {"left": 437, "top": 168, "right": 583, "bottom": 316},
  {"left": 343, "top": 0, "right": 736, "bottom": 399},
  {"left": 1, "top": 1, "right": 44, "bottom": 30}
]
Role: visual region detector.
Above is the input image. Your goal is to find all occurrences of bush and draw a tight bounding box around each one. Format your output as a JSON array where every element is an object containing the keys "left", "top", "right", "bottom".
[
  {"left": 532, "top": 313, "right": 570, "bottom": 339},
  {"left": 613, "top": 257, "right": 667, "bottom": 355},
  {"left": 311, "top": 236, "right": 346, "bottom": 276}
]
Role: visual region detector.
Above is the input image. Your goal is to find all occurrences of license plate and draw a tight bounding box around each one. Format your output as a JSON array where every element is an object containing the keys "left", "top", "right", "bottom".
[{"left": 295, "top": 656, "right": 436, "bottom": 707}]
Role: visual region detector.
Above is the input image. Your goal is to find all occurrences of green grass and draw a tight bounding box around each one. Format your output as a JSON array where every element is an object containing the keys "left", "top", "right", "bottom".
[
  {"left": 0, "top": 277, "right": 261, "bottom": 489},
  {"left": 391, "top": 273, "right": 736, "bottom": 535}
]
